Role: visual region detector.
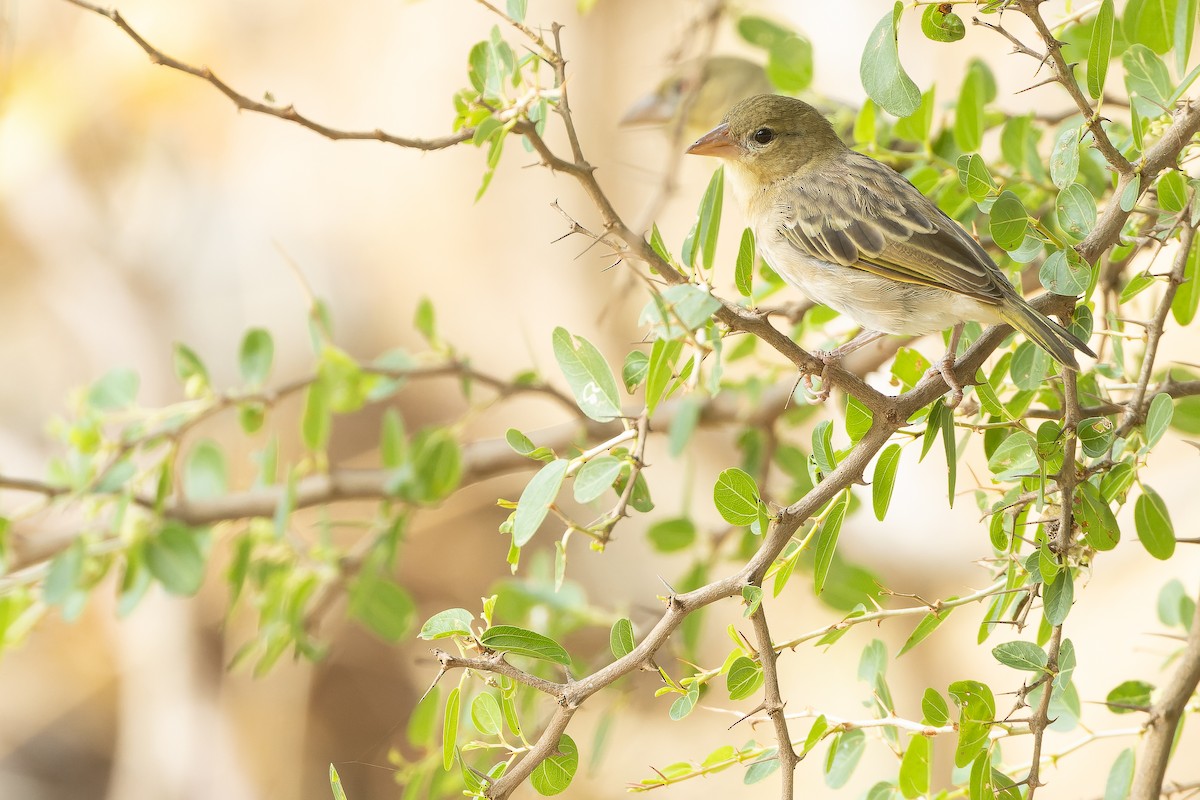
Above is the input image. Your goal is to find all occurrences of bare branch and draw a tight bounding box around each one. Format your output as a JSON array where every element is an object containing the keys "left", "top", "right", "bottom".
[
  {"left": 61, "top": 0, "right": 473, "bottom": 150},
  {"left": 748, "top": 603, "right": 799, "bottom": 799},
  {"left": 1131, "top": 583, "right": 1200, "bottom": 800},
  {"left": 1014, "top": 0, "right": 1133, "bottom": 176}
]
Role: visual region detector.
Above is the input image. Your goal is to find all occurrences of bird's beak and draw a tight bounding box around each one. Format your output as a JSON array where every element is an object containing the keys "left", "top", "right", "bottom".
[
  {"left": 620, "top": 92, "right": 675, "bottom": 126},
  {"left": 686, "top": 122, "right": 738, "bottom": 158}
]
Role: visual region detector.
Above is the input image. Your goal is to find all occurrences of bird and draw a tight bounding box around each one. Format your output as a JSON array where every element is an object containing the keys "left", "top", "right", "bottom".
[
  {"left": 620, "top": 56, "right": 774, "bottom": 140},
  {"left": 685, "top": 94, "right": 1095, "bottom": 406}
]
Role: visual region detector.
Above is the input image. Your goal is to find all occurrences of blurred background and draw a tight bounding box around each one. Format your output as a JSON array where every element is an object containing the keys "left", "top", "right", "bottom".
[{"left": 2, "top": 0, "right": 1198, "bottom": 798}]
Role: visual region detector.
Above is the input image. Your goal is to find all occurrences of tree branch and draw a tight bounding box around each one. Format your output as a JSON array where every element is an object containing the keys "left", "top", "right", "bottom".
[
  {"left": 1131, "top": 583, "right": 1200, "bottom": 800},
  {"left": 61, "top": 0, "right": 473, "bottom": 150},
  {"left": 749, "top": 603, "right": 798, "bottom": 799}
]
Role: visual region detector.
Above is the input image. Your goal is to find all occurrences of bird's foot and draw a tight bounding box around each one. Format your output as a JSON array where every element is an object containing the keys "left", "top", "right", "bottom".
[
  {"left": 804, "top": 349, "right": 844, "bottom": 403},
  {"left": 928, "top": 353, "right": 965, "bottom": 409}
]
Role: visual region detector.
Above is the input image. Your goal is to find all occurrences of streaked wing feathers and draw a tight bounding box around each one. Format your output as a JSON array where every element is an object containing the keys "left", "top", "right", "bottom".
[{"left": 777, "top": 153, "right": 1009, "bottom": 305}]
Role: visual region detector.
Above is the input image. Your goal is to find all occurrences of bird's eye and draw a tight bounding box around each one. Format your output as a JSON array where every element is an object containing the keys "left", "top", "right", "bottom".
[{"left": 752, "top": 127, "right": 775, "bottom": 145}]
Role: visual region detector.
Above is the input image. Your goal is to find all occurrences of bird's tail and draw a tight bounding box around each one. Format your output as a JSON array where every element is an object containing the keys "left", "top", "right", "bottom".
[{"left": 998, "top": 297, "right": 1096, "bottom": 370}]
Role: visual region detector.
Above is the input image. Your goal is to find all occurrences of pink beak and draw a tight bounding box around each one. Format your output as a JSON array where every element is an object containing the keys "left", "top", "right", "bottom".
[{"left": 686, "top": 122, "right": 739, "bottom": 158}]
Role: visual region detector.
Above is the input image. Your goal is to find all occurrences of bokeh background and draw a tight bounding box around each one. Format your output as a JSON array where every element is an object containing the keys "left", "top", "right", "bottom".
[{"left": 2, "top": 0, "right": 1198, "bottom": 798}]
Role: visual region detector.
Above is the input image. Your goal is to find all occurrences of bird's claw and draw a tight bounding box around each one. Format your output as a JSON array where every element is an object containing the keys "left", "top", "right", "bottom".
[
  {"left": 929, "top": 354, "right": 965, "bottom": 409},
  {"left": 803, "top": 350, "right": 843, "bottom": 403}
]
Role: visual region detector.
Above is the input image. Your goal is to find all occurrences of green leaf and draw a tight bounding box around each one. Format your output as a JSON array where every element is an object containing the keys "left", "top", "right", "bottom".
[
  {"left": 238, "top": 328, "right": 274, "bottom": 386},
  {"left": 992, "top": 640, "right": 1049, "bottom": 671},
  {"left": 1089, "top": 0, "right": 1116, "bottom": 98},
  {"left": 1125, "top": 0, "right": 1176, "bottom": 53},
  {"left": 88, "top": 368, "right": 139, "bottom": 411},
  {"left": 989, "top": 191, "right": 1029, "bottom": 252},
  {"left": 814, "top": 493, "right": 849, "bottom": 594},
  {"left": 573, "top": 455, "right": 622, "bottom": 503},
  {"left": 1177, "top": 0, "right": 1200, "bottom": 74},
  {"left": 1135, "top": 486, "right": 1176, "bottom": 559},
  {"left": 1079, "top": 416, "right": 1115, "bottom": 458},
  {"left": 713, "top": 468, "right": 761, "bottom": 526},
  {"left": 898, "top": 610, "right": 951, "bottom": 657},
  {"left": 414, "top": 296, "right": 437, "bottom": 343},
  {"left": 442, "top": 687, "right": 460, "bottom": 771},
  {"left": 845, "top": 395, "right": 873, "bottom": 443},
  {"left": 301, "top": 381, "right": 331, "bottom": 451},
  {"left": 812, "top": 419, "right": 837, "bottom": 475},
  {"left": 622, "top": 350, "right": 649, "bottom": 393},
  {"left": 551, "top": 327, "right": 622, "bottom": 422},
  {"left": 530, "top": 734, "right": 578, "bottom": 796},
  {"left": 1011, "top": 341, "right": 1051, "bottom": 391},
  {"left": 735, "top": 228, "right": 755, "bottom": 297},
  {"left": 470, "top": 701, "right": 505, "bottom": 751},
  {"left": 1079, "top": 481, "right": 1122, "bottom": 550},
  {"left": 696, "top": 167, "right": 725, "bottom": 272},
  {"left": 1145, "top": 392, "right": 1174, "bottom": 447},
  {"left": 954, "top": 66, "right": 985, "bottom": 153},
  {"left": 737, "top": 15, "right": 791, "bottom": 48},
  {"left": 860, "top": 2, "right": 921, "bottom": 117},
  {"left": 1120, "top": 174, "right": 1142, "bottom": 212},
  {"left": 1040, "top": 248, "right": 1092, "bottom": 296},
  {"left": 419, "top": 608, "right": 475, "bottom": 640},
  {"left": 329, "top": 763, "right": 348, "bottom": 800},
  {"left": 407, "top": 428, "right": 462, "bottom": 503},
  {"left": 1172, "top": 232, "right": 1200, "bottom": 325},
  {"left": 506, "top": 0, "right": 527, "bottom": 23},
  {"left": 1107, "top": 679, "right": 1154, "bottom": 712},
  {"left": 513, "top": 459, "right": 569, "bottom": 547},
  {"left": 146, "top": 522, "right": 207, "bottom": 596},
  {"left": 646, "top": 517, "right": 696, "bottom": 552},
  {"left": 349, "top": 574, "right": 415, "bottom": 641},
  {"left": 610, "top": 618, "right": 635, "bottom": 658},
  {"left": 639, "top": 285, "right": 721, "bottom": 336},
  {"left": 1124, "top": 45, "right": 1173, "bottom": 115},
  {"left": 960, "top": 154, "right": 996, "bottom": 202},
  {"left": 173, "top": 343, "right": 209, "bottom": 397},
  {"left": 988, "top": 431, "right": 1038, "bottom": 478},
  {"left": 824, "top": 728, "right": 866, "bottom": 789},
  {"left": 1104, "top": 748, "right": 1135, "bottom": 800},
  {"left": 645, "top": 338, "right": 683, "bottom": 416},
  {"left": 183, "top": 439, "right": 228, "bottom": 500},
  {"left": 1157, "top": 170, "right": 1188, "bottom": 212},
  {"left": 1120, "top": 270, "right": 1156, "bottom": 303},
  {"left": 898, "top": 735, "right": 931, "bottom": 798},
  {"left": 1044, "top": 570, "right": 1074, "bottom": 625},
  {"left": 894, "top": 87, "right": 935, "bottom": 144},
  {"left": 727, "top": 656, "right": 764, "bottom": 700},
  {"left": 871, "top": 443, "right": 902, "bottom": 521},
  {"left": 43, "top": 540, "right": 85, "bottom": 606},
  {"left": 1050, "top": 127, "right": 1082, "bottom": 189},
  {"left": 1056, "top": 184, "right": 1098, "bottom": 242},
  {"left": 922, "top": 688, "right": 950, "bottom": 726},
  {"left": 766, "top": 35, "right": 815, "bottom": 93},
  {"left": 949, "top": 680, "right": 995, "bottom": 768},
  {"left": 480, "top": 625, "right": 572, "bottom": 665},
  {"left": 921, "top": 4, "right": 965, "bottom": 42}
]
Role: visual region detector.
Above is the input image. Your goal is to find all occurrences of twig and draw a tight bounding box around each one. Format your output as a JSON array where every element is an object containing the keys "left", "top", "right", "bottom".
[
  {"left": 1131, "top": 582, "right": 1200, "bottom": 800},
  {"left": 748, "top": 602, "right": 798, "bottom": 799},
  {"left": 1119, "top": 221, "right": 1198, "bottom": 436},
  {"left": 61, "top": 0, "right": 473, "bottom": 151},
  {"left": 1014, "top": 0, "right": 1133, "bottom": 176}
]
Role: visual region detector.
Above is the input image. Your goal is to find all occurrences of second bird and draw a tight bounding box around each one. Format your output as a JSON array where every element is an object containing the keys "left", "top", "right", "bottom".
[{"left": 687, "top": 95, "right": 1095, "bottom": 404}]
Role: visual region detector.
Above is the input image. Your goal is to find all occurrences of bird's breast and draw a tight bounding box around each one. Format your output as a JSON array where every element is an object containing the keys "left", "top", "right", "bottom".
[{"left": 756, "top": 226, "right": 1002, "bottom": 336}]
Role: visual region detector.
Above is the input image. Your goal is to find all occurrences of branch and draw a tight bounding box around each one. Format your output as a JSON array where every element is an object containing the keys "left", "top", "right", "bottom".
[
  {"left": 1131, "top": 583, "right": 1200, "bottom": 800},
  {"left": 434, "top": 650, "right": 566, "bottom": 697},
  {"left": 1120, "top": 221, "right": 1198, "bottom": 436},
  {"left": 61, "top": 0, "right": 473, "bottom": 150},
  {"left": 1015, "top": 0, "right": 1133, "bottom": 176},
  {"left": 748, "top": 603, "right": 798, "bottom": 799}
]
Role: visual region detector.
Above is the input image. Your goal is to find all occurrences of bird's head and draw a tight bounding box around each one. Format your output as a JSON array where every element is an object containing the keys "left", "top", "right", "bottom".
[{"left": 686, "top": 94, "right": 844, "bottom": 187}]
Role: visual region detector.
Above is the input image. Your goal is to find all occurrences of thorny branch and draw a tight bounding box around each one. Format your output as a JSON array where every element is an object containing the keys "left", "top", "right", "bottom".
[{"left": 47, "top": 1, "right": 1200, "bottom": 798}]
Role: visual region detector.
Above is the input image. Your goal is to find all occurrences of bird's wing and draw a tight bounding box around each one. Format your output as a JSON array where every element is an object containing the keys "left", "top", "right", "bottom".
[{"left": 777, "top": 153, "right": 1010, "bottom": 305}]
